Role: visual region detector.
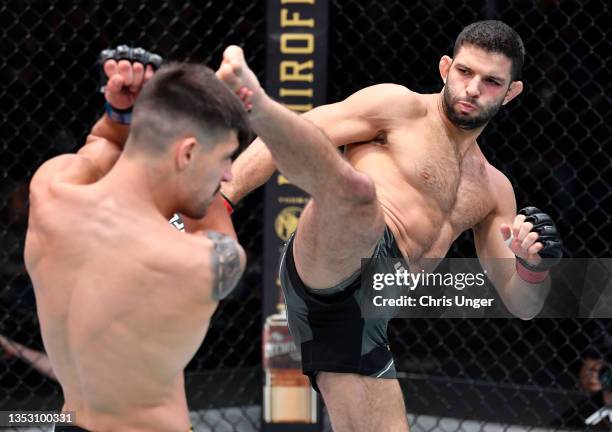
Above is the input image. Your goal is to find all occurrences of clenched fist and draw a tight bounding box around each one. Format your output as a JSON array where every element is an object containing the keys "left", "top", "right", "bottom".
[{"left": 99, "top": 45, "right": 162, "bottom": 113}]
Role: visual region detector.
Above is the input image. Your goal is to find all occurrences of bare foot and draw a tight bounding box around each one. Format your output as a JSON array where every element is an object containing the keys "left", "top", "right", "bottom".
[{"left": 216, "top": 46, "right": 264, "bottom": 111}]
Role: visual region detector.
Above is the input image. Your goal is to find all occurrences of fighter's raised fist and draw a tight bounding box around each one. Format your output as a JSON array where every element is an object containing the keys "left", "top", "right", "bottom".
[
  {"left": 501, "top": 206, "right": 562, "bottom": 273},
  {"left": 99, "top": 45, "right": 163, "bottom": 111}
]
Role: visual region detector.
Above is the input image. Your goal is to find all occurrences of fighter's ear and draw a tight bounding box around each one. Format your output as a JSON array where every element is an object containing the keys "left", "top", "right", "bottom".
[
  {"left": 175, "top": 136, "right": 197, "bottom": 171},
  {"left": 502, "top": 80, "right": 523, "bottom": 106},
  {"left": 439, "top": 55, "right": 452, "bottom": 84}
]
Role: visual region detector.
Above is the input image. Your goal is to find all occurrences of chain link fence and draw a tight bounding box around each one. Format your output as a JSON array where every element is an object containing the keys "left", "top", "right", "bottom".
[{"left": 1, "top": 0, "right": 611, "bottom": 431}]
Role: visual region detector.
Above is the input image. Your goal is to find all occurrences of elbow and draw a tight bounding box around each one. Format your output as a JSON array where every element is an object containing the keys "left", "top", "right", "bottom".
[{"left": 512, "top": 309, "right": 538, "bottom": 321}]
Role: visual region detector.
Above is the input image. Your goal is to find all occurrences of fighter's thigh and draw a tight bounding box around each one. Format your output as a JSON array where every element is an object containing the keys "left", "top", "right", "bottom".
[
  {"left": 317, "top": 372, "right": 410, "bottom": 432},
  {"left": 293, "top": 195, "right": 385, "bottom": 289}
]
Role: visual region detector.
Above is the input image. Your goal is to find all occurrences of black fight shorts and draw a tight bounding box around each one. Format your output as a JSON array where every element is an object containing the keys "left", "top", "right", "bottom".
[{"left": 280, "top": 226, "right": 405, "bottom": 392}]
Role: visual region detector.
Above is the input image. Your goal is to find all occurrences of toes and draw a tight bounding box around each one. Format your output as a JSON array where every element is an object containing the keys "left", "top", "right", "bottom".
[
  {"left": 223, "top": 45, "right": 245, "bottom": 75},
  {"left": 224, "top": 45, "right": 245, "bottom": 61},
  {"left": 229, "top": 59, "right": 242, "bottom": 76},
  {"left": 216, "top": 63, "right": 236, "bottom": 86}
]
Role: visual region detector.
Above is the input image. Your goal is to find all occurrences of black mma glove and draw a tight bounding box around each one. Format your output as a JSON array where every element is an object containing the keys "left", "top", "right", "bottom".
[
  {"left": 99, "top": 45, "right": 163, "bottom": 124},
  {"left": 515, "top": 206, "right": 562, "bottom": 281}
]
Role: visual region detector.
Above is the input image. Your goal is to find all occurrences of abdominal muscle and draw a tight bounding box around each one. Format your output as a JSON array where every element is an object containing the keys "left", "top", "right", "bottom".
[
  {"left": 346, "top": 143, "right": 464, "bottom": 267},
  {"left": 377, "top": 180, "right": 457, "bottom": 266}
]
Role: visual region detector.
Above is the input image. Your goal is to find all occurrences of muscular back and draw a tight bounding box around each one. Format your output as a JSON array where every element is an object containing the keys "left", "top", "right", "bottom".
[{"left": 24, "top": 156, "right": 237, "bottom": 431}]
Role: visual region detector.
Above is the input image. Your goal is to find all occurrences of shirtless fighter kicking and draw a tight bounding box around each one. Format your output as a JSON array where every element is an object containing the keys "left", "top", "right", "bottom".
[
  {"left": 24, "top": 47, "right": 249, "bottom": 431},
  {"left": 217, "top": 21, "right": 562, "bottom": 432}
]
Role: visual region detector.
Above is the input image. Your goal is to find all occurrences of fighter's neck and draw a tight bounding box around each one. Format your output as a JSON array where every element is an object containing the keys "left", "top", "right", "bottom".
[
  {"left": 433, "top": 92, "right": 485, "bottom": 156},
  {"left": 100, "top": 154, "right": 177, "bottom": 220}
]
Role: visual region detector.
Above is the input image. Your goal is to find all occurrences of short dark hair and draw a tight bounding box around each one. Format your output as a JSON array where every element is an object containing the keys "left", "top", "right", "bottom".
[
  {"left": 127, "top": 62, "right": 251, "bottom": 154},
  {"left": 453, "top": 20, "right": 525, "bottom": 81}
]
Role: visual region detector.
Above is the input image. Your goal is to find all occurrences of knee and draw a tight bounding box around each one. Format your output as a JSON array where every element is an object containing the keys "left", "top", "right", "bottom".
[
  {"left": 317, "top": 372, "right": 367, "bottom": 398},
  {"left": 329, "top": 168, "right": 377, "bottom": 205}
]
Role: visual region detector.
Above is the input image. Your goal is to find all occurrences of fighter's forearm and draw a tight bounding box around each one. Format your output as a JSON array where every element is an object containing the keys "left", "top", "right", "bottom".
[
  {"left": 248, "top": 96, "right": 354, "bottom": 196},
  {"left": 222, "top": 138, "right": 277, "bottom": 203},
  {"left": 86, "top": 114, "right": 129, "bottom": 149},
  {"left": 20, "top": 347, "right": 57, "bottom": 381},
  {"left": 2, "top": 340, "right": 57, "bottom": 381},
  {"left": 498, "top": 269, "right": 550, "bottom": 320}
]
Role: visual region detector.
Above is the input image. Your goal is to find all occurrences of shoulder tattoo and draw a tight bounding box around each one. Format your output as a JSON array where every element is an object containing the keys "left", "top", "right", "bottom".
[{"left": 206, "top": 231, "right": 244, "bottom": 300}]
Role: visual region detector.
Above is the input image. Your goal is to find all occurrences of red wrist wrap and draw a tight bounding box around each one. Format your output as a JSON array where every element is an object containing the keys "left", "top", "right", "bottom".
[
  {"left": 221, "top": 196, "right": 234, "bottom": 215},
  {"left": 515, "top": 260, "right": 549, "bottom": 284}
]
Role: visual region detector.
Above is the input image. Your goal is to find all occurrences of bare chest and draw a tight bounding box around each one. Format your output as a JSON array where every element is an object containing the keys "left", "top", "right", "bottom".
[{"left": 389, "top": 130, "right": 494, "bottom": 232}]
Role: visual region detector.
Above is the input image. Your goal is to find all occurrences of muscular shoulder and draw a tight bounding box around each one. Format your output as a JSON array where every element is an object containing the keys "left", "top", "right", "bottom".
[
  {"left": 184, "top": 230, "right": 246, "bottom": 302},
  {"left": 30, "top": 154, "right": 102, "bottom": 193},
  {"left": 345, "top": 84, "right": 428, "bottom": 119},
  {"left": 487, "top": 164, "right": 514, "bottom": 195},
  {"left": 485, "top": 163, "right": 517, "bottom": 217}
]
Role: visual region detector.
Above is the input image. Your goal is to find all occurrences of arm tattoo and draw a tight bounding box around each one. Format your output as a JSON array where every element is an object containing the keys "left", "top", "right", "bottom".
[{"left": 206, "top": 231, "right": 244, "bottom": 300}]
